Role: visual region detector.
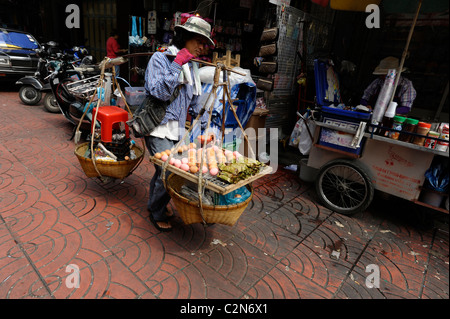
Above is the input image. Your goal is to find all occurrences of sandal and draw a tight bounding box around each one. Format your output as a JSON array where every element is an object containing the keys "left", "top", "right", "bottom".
[
  {"left": 149, "top": 214, "right": 173, "bottom": 233},
  {"left": 148, "top": 208, "right": 174, "bottom": 219}
]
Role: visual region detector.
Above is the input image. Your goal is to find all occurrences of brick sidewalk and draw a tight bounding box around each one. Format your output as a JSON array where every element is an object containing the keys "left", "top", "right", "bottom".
[{"left": 0, "top": 91, "right": 448, "bottom": 300}]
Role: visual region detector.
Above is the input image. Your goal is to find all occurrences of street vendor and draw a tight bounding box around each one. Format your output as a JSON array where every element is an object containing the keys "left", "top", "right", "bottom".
[
  {"left": 360, "top": 56, "right": 417, "bottom": 115},
  {"left": 143, "top": 16, "right": 215, "bottom": 232}
]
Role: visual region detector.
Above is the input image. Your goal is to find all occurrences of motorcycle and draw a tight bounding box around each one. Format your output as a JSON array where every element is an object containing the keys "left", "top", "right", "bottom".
[
  {"left": 15, "top": 41, "right": 60, "bottom": 107},
  {"left": 16, "top": 42, "right": 99, "bottom": 113},
  {"left": 47, "top": 51, "right": 104, "bottom": 137}
]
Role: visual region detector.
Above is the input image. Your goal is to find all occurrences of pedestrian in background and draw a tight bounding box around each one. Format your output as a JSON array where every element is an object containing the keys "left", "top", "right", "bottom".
[{"left": 106, "top": 29, "right": 127, "bottom": 76}]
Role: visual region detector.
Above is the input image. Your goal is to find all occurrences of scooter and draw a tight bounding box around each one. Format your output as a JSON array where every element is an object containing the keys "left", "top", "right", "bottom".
[
  {"left": 15, "top": 42, "right": 59, "bottom": 106},
  {"left": 47, "top": 51, "right": 101, "bottom": 137},
  {"left": 16, "top": 43, "right": 99, "bottom": 112}
]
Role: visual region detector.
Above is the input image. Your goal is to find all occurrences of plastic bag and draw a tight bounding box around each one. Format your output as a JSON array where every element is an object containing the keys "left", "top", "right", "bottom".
[
  {"left": 289, "top": 119, "right": 303, "bottom": 148},
  {"left": 289, "top": 111, "right": 316, "bottom": 156},
  {"left": 218, "top": 187, "right": 251, "bottom": 206},
  {"left": 425, "top": 162, "right": 449, "bottom": 192}
]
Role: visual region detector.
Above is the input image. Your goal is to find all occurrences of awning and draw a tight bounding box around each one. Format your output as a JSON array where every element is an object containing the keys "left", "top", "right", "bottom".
[{"left": 330, "top": 0, "right": 380, "bottom": 11}]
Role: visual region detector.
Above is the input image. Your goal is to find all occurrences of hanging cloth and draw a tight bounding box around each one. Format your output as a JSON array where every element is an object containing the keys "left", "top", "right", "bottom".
[{"left": 131, "top": 16, "right": 138, "bottom": 37}]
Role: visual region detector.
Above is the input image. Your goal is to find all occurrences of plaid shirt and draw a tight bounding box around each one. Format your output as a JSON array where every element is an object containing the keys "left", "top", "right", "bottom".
[
  {"left": 144, "top": 52, "right": 202, "bottom": 127},
  {"left": 362, "top": 76, "right": 417, "bottom": 110}
]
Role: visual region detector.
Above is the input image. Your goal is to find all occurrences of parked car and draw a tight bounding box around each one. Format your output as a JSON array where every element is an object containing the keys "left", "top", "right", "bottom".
[{"left": 0, "top": 28, "right": 40, "bottom": 82}]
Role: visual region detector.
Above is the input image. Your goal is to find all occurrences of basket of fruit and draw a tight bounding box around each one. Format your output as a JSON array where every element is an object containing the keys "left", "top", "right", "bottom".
[{"left": 150, "top": 138, "right": 266, "bottom": 226}]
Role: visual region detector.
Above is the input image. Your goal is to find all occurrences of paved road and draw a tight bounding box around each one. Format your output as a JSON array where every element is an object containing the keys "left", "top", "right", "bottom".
[{"left": 0, "top": 90, "right": 448, "bottom": 301}]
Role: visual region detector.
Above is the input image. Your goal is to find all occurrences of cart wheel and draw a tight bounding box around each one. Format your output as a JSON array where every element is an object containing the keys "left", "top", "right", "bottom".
[{"left": 315, "top": 159, "right": 374, "bottom": 216}]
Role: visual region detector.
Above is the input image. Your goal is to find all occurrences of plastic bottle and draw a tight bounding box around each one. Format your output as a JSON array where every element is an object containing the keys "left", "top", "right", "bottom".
[
  {"left": 413, "top": 122, "right": 432, "bottom": 146},
  {"left": 379, "top": 101, "right": 398, "bottom": 137},
  {"left": 389, "top": 116, "right": 406, "bottom": 140},
  {"left": 103, "top": 72, "right": 112, "bottom": 106},
  {"left": 399, "top": 118, "right": 419, "bottom": 142}
]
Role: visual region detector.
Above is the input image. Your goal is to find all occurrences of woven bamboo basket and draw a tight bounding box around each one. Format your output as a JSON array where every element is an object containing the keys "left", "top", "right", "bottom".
[
  {"left": 75, "top": 142, "right": 144, "bottom": 180},
  {"left": 166, "top": 174, "right": 253, "bottom": 226}
]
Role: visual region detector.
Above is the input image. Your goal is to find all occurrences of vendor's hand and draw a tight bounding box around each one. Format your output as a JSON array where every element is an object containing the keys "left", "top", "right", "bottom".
[{"left": 174, "top": 48, "right": 195, "bottom": 66}]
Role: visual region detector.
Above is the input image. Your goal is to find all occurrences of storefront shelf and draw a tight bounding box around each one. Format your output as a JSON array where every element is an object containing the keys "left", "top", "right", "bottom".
[{"left": 364, "top": 133, "right": 449, "bottom": 158}]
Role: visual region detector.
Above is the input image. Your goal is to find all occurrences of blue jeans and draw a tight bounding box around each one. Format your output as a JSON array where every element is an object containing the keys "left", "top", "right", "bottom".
[{"left": 145, "top": 136, "right": 176, "bottom": 222}]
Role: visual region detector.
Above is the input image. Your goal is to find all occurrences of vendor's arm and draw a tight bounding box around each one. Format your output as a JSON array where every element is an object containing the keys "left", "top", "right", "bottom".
[
  {"left": 361, "top": 78, "right": 382, "bottom": 107},
  {"left": 111, "top": 40, "right": 127, "bottom": 55},
  {"left": 396, "top": 78, "right": 417, "bottom": 115},
  {"left": 145, "top": 52, "right": 183, "bottom": 101}
]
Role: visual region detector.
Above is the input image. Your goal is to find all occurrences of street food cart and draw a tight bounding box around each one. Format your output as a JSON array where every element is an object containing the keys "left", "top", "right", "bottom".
[
  {"left": 307, "top": 115, "right": 449, "bottom": 216},
  {"left": 304, "top": 0, "right": 448, "bottom": 216}
]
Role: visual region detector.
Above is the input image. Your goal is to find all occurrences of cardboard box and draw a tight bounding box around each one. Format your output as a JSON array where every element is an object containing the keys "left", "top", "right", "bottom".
[{"left": 245, "top": 108, "right": 269, "bottom": 132}]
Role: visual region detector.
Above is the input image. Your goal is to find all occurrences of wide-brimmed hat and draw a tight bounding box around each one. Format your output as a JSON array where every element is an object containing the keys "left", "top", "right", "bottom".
[
  {"left": 175, "top": 16, "right": 215, "bottom": 47},
  {"left": 373, "top": 57, "right": 407, "bottom": 75}
]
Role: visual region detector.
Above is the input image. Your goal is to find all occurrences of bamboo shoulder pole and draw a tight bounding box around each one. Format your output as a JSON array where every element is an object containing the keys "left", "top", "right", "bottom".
[{"left": 388, "top": 0, "right": 423, "bottom": 106}]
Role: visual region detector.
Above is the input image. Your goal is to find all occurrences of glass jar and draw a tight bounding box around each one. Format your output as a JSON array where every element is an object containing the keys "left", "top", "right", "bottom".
[
  {"left": 399, "top": 118, "right": 419, "bottom": 142},
  {"left": 413, "top": 122, "right": 432, "bottom": 146},
  {"left": 389, "top": 116, "right": 406, "bottom": 140}
]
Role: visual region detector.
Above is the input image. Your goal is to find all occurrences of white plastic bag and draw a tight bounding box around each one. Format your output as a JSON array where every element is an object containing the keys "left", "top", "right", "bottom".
[
  {"left": 289, "top": 119, "right": 303, "bottom": 148},
  {"left": 289, "top": 112, "right": 316, "bottom": 155}
]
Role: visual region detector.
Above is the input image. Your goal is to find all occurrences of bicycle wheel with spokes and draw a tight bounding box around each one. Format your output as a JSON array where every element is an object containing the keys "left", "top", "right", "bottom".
[{"left": 315, "top": 159, "right": 374, "bottom": 215}]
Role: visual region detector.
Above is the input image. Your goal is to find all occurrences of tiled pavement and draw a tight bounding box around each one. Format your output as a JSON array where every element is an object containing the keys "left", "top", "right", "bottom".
[{"left": 0, "top": 91, "right": 448, "bottom": 300}]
